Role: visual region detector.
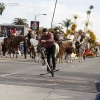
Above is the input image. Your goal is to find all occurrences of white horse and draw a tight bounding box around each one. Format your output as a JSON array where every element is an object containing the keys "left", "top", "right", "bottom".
[
  {"left": 30, "top": 38, "right": 41, "bottom": 62},
  {"left": 30, "top": 38, "right": 59, "bottom": 62}
]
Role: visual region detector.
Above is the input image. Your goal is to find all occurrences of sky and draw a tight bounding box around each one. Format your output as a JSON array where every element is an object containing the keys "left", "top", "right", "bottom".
[{"left": 0, "top": 0, "right": 100, "bottom": 41}]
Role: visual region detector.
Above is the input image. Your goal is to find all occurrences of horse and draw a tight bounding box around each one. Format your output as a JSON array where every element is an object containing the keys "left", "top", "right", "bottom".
[
  {"left": 29, "top": 38, "right": 42, "bottom": 62},
  {"left": 78, "top": 40, "right": 89, "bottom": 62},
  {"left": 2, "top": 37, "right": 11, "bottom": 57},
  {"left": 2, "top": 36, "right": 26, "bottom": 59},
  {"left": 74, "top": 33, "right": 90, "bottom": 62},
  {"left": 57, "top": 40, "right": 75, "bottom": 63},
  {"left": 65, "top": 44, "right": 76, "bottom": 63}
]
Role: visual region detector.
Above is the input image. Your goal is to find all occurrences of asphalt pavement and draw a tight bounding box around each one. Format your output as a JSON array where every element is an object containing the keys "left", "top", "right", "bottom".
[{"left": 0, "top": 55, "right": 99, "bottom": 100}]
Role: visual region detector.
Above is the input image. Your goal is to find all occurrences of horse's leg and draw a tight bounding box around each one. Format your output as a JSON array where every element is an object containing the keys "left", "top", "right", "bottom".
[
  {"left": 37, "top": 52, "right": 39, "bottom": 62},
  {"left": 15, "top": 50, "right": 18, "bottom": 59},
  {"left": 58, "top": 52, "right": 61, "bottom": 63},
  {"left": 61, "top": 52, "right": 64, "bottom": 63},
  {"left": 79, "top": 52, "right": 81, "bottom": 62},
  {"left": 10, "top": 48, "right": 14, "bottom": 59},
  {"left": 64, "top": 52, "right": 67, "bottom": 60},
  {"left": 83, "top": 55, "right": 85, "bottom": 60},
  {"left": 81, "top": 53, "right": 83, "bottom": 62},
  {"left": 59, "top": 53, "right": 62, "bottom": 63},
  {"left": 30, "top": 48, "right": 32, "bottom": 58},
  {"left": 70, "top": 54, "right": 72, "bottom": 63},
  {"left": 39, "top": 53, "right": 41, "bottom": 62},
  {"left": 66, "top": 54, "right": 68, "bottom": 63},
  {"left": 5, "top": 50, "right": 8, "bottom": 57},
  {"left": 36, "top": 51, "right": 41, "bottom": 62},
  {"left": 35, "top": 52, "right": 37, "bottom": 62},
  {"left": 13, "top": 49, "right": 15, "bottom": 58},
  {"left": 31, "top": 47, "right": 35, "bottom": 59},
  {"left": 24, "top": 43, "right": 26, "bottom": 59},
  {"left": 9, "top": 48, "right": 12, "bottom": 58}
]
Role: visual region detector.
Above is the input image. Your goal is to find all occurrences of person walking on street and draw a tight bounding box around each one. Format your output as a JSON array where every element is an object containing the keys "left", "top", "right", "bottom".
[{"left": 39, "top": 28, "right": 56, "bottom": 71}]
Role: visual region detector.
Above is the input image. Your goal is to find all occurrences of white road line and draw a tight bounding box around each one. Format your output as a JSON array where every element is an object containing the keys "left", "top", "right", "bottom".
[{"left": 1, "top": 72, "right": 18, "bottom": 77}]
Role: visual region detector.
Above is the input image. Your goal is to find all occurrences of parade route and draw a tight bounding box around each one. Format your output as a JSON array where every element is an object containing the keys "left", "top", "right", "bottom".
[{"left": 0, "top": 56, "right": 99, "bottom": 100}]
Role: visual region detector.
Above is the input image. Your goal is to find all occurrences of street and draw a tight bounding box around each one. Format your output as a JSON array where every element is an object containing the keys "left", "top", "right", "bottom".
[{"left": 0, "top": 56, "right": 99, "bottom": 100}]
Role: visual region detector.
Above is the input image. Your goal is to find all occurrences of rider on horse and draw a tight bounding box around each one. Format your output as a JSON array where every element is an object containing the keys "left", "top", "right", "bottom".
[
  {"left": 66, "top": 32, "right": 74, "bottom": 41},
  {"left": 75, "top": 30, "right": 85, "bottom": 56},
  {"left": 27, "top": 30, "right": 34, "bottom": 45}
]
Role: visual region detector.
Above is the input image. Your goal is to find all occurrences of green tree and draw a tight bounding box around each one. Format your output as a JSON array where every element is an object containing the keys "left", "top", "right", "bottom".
[
  {"left": 12, "top": 18, "right": 28, "bottom": 26},
  {"left": 0, "top": 3, "right": 5, "bottom": 15},
  {"left": 53, "top": 26, "right": 63, "bottom": 33},
  {"left": 62, "top": 19, "right": 73, "bottom": 30}
]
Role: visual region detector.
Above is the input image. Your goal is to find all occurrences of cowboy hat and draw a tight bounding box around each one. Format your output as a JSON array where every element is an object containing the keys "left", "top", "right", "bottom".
[
  {"left": 28, "top": 29, "right": 32, "bottom": 32},
  {"left": 78, "top": 30, "right": 83, "bottom": 33}
]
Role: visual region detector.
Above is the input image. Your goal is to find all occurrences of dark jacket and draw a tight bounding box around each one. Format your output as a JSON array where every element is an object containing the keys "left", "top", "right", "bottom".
[
  {"left": 27, "top": 32, "right": 34, "bottom": 39},
  {"left": 7, "top": 30, "right": 10, "bottom": 37}
]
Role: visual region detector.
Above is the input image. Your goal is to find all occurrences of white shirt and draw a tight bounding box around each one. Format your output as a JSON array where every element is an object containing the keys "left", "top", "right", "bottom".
[
  {"left": 77, "top": 36, "right": 81, "bottom": 42},
  {"left": 67, "top": 34, "right": 74, "bottom": 41}
]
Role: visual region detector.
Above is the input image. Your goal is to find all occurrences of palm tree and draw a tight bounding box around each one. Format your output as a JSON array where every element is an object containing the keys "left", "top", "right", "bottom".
[
  {"left": 12, "top": 18, "right": 29, "bottom": 26},
  {"left": 62, "top": 19, "right": 73, "bottom": 30},
  {"left": 85, "top": 21, "right": 93, "bottom": 32},
  {"left": 53, "top": 26, "right": 63, "bottom": 32},
  {"left": 0, "top": 3, "right": 5, "bottom": 15},
  {"left": 72, "top": 14, "right": 80, "bottom": 24},
  {"left": 87, "top": 5, "right": 94, "bottom": 23},
  {"left": 84, "top": 5, "right": 94, "bottom": 32}
]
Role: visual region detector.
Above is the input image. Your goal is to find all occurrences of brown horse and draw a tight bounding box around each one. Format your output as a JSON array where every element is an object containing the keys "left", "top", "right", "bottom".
[
  {"left": 2, "top": 36, "right": 26, "bottom": 58},
  {"left": 65, "top": 45, "right": 76, "bottom": 63},
  {"left": 23, "top": 38, "right": 36, "bottom": 59},
  {"left": 58, "top": 40, "right": 75, "bottom": 63}
]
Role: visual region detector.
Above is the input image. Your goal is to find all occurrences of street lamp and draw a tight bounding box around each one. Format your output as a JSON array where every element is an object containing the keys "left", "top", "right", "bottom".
[
  {"left": 51, "top": 0, "right": 57, "bottom": 29},
  {"left": 33, "top": 14, "right": 47, "bottom": 37}
]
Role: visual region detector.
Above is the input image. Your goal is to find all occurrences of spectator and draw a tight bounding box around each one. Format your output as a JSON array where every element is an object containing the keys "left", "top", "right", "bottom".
[{"left": 94, "top": 81, "right": 100, "bottom": 100}]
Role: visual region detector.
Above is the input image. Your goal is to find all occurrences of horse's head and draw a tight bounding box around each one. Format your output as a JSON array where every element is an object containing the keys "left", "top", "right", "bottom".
[{"left": 2, "top": 38, "right": 10, "bottom": 56}]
